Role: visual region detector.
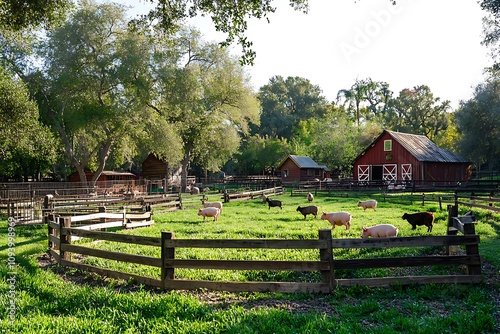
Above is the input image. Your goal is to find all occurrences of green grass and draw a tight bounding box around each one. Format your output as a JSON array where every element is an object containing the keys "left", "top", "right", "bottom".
[{"left": 1, "top": 191, "right": 498, "bottom": 333}]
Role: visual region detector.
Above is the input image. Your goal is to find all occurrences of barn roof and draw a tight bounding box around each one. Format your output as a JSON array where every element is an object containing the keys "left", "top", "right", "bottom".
[
  {"left": 386, "top": 130, "right": 470, "bottom": 163},
  {"left": 279, "top": 155, "right": 326, "bottom": 169}
]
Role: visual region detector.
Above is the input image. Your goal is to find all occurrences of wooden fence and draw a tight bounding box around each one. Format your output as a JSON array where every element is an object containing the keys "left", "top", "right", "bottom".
[
  {"left": 222, "top": 186, "right": 285, "bottom": 203},
  {"left": 1, "top": 192, "right": 182, "bottom": 225},
  {"left": 383, "top": 192, "right": 500, "bottom": 212},
  {"left": 47, "top": 207, "right": 481, "bottom": 293}
]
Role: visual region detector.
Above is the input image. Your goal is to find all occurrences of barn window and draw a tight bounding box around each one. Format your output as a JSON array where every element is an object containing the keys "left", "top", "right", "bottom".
[
  {"left": 384, "top": 140, "right": 392, "bottom": 151},
  {"left": 307, "top": 169, "right": 313, "bottom": 176},
  {"left": 284, "top": 169, "right": 288, "bottom": 178}
]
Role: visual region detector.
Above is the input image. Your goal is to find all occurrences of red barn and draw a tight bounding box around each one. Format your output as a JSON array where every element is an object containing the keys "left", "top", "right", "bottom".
[
  {"left": 353, "top": 130, "right": 471, "bottom": 185},
  {"left": 141, "top": 153, "right": 170, "bottom": 180},
  {"left": 278, "top": 155, "right": 330, "bottom": 183}
]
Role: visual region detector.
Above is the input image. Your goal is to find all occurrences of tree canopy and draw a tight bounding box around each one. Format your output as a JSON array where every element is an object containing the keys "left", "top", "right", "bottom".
[
  {"left": 455, "top": 78, "right": 500, "bottom": 171},
  {"left": 255, "top": 75, "right": 328, "bottom": 140}
]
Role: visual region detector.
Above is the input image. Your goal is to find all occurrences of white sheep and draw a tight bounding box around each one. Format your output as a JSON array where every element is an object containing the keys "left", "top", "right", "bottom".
[
  {"left": 197, "top": 207, "right": 220, "bottom": 221},
  {"left": 357, "top": 199, "right": 377, "bottom": 211},
  {"left": 201, "top": 199, "right": 223, "bottom": 214},
  {"left": 320, "top": 211, "right": 352, "bottom": 231}
]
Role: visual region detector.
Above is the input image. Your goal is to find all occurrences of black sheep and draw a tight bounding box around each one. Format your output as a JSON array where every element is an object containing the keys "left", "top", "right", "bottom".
[
  {"left": 266, "top": 197, "right": 282, "bottom": 210},
  {"left": 296, "top": 205, "right": 318, "bottom": 219},
  {"left": 402, "top": 212, "right": 434, "bottom": 232}
]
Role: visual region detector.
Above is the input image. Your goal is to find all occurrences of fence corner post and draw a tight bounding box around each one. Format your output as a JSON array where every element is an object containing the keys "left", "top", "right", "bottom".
[
  {"left": 161, "top": 231, "right": 175, "bottom": 289},
  {"left": 318, "top": 229, "right": 334, "bottom": 293},
  {"left": 463, "top": 220, "right": 481, "bottom": 276},
  {"left": 59, "top": 216, "right": 72, "bottom": 262}
]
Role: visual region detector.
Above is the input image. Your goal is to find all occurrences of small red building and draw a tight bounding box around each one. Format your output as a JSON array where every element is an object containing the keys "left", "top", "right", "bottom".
[
  {"left": 141, "top": 153, "right": 170, "bottom": 180},
  {"left": 278, "top": 155, "right": 330, "bottom": 183},
  {"left": 353, "top": 130, "right": 471, "bottom": 185}
]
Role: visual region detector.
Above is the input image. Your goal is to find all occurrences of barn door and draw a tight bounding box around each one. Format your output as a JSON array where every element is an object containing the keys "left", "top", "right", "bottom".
[
  {"left": 383, "top": 164, "right": 397, "bottom": 181},
  {"left": 357, "top": 165, "right": 370, "bottom": 182},
  {"left": 401, "top": 164, "right": 412, "bottom": 180}
]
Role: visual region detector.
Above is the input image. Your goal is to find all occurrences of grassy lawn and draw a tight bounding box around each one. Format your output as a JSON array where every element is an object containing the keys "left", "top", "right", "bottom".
[{"left": 1, "top": 191, "right": 498, "bottom": 333}]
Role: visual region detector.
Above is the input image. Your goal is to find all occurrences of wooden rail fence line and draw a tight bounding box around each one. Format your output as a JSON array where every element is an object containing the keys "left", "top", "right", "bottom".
[
  {"left": 381, "top": 192, "right": 500, "bottom": 212},
  {"left": 47, "top": 207, "right": 481, "bottom": 293},
  {"left": 222, "top": 186, "right": 285, "bottom": 203}
]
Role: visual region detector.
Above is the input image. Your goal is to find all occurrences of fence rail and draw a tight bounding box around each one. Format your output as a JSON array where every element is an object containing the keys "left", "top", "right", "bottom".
[
  {"left": 382, "top": 192, "right": 500, "bottom": 212},
  {"left": 47, "top": 206, "right": 482, "bottom": 293},
  {"left": 222, "top": 186, "right": 285, "bottom": 202}
]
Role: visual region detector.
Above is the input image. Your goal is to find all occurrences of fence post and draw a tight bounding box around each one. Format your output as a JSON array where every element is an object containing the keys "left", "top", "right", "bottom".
[
  {"left": 161, "top": 231, "right": 175, "bottom": 289},
  {"left": 463, "top": 222, "right": 481, "bottom": 276},
  {"left": 47, "top": 213, "right": 55, "bottom": 251},
  {"left": 319, "top": 229, "right": 334, "bottom": 292},
  {"left": 446, "top": 205, "right": 459, "bottom": 255},
  {"left": 421, "top": 193, "right": 425, "bottom": 206},
  {"left": 59, "top": 216, "right": 72, "bottom": 262}
]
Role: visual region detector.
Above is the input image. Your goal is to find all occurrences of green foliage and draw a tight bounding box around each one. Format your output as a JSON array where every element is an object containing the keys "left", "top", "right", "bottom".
[
  {"left": 0, "top": 0, "right": 70, "bottom": 31},
  {"left": 135, "top": 0, "right": 309, "bottom": 65},
  {"left": 0, "top": 67, "right": 58, "bottom": 180},
  {"left": 233, "top": 135, "right": 291, "bottom": 175},
  {"left": 385, "top": 85, "right": 451, "bottom": 141},
  {"left": 145, "top": 26, "right": 260, "bottom": 186},
  {"left": 255, "top": 75, "right": 328, "bottom": 140},
  {"left": 455, "top": 79, "right": 500, "bottom": 169}
]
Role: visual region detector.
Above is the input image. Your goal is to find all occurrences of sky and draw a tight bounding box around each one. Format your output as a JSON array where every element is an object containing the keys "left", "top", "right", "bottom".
[{"left": 124, "top": 0, "right": 492, "bottom": 109}]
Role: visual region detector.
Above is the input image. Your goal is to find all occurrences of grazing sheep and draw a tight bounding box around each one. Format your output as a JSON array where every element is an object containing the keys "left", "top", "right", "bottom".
[
  {"left": 361, "top": 224, "right": 398, "bottom": 238},
  {"left": 320, "top": 211, "right": 352, "bottom": 231},
  {"left": 190, "top": 186, "right": 200, "bottom": 195},
  {"left": 357, "top": 199, "right": 377, "bottom": 211},
  {"left": 266, "top": 197, "right": 282, "bottom": 210},
  {"left": 296, "top": 205, "right": 318, "bottom": 219},
  {"left": 402, "top": 212, "right": 434, "bottom": 232},
  {"left": 201, "top": 199, "right": 223, "bottom": 214},
  {"left": 197, "top": 207, "right": 220, "bottom": 221},
  {"left": 307, "top": 192, "right": 314, "bottom": 202}
]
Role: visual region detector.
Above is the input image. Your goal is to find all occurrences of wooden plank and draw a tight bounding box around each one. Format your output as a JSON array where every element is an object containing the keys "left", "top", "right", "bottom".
[
  {"left": 61, "top": 260, "right": 163, "bottom": 288},
  {"left": 336, "top": 275, "right": 483, "bottom": 288},
  {"left": 48, "top": 221, "right": 59, "bottom": 230},
  {"left": 73, "top": 221, "right": 124, "bottom": 230},
  {"left": 330, "top": 235, "right": 480, "bottom": 249},
  {"left": 456, "top": 195, "right": 500, "bottom": 203},
  {"left": 70, "top": 212, "right": 123, "bottom": 222},
  {"left": 163, "top": 279, "right": 330, "bottom": 293},
  {"left": 62, "top": 228, "right": 161, "bottom": 246},
  {"left": 49, "top": 234, "right": 60, "bottom": 248},
  {"left": 333, "top": 255, "right": 482, "bottom": 269},
  {"left": 60, "top": 244, "right": 162, "bottom": 267},
  {"left": 164, "top": 239, "right": 328, "bottom": 249},
  {"left": 164, "top": 259, "right": 328, "bottom": 271},
  {"left": 125, "top": 212, "right": 152, "bottom": 220},
  {"left": 319, "top": 229, "right": 335, "bottom": 288}
]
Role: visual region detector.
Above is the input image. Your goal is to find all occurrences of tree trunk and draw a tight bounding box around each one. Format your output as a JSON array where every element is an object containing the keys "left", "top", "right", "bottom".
[
  {"left": 55, "top": 122, "right": 91, "bottom": 186},
  {"left": 91, "top": 138, "right": 114, "bottom": 188},
  {"left": 181, "top": 151, "right": 191, "bottom": 192}
]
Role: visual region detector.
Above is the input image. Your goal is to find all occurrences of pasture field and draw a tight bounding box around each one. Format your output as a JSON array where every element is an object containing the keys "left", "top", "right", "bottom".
[{"left": 1, "top": 191, "right": 499, "bottom": 333}]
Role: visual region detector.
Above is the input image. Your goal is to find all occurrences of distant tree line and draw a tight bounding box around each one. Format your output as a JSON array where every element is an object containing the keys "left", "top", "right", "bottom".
[{"left": 0, "top": 0, "right": 498, "bottom": 185}]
